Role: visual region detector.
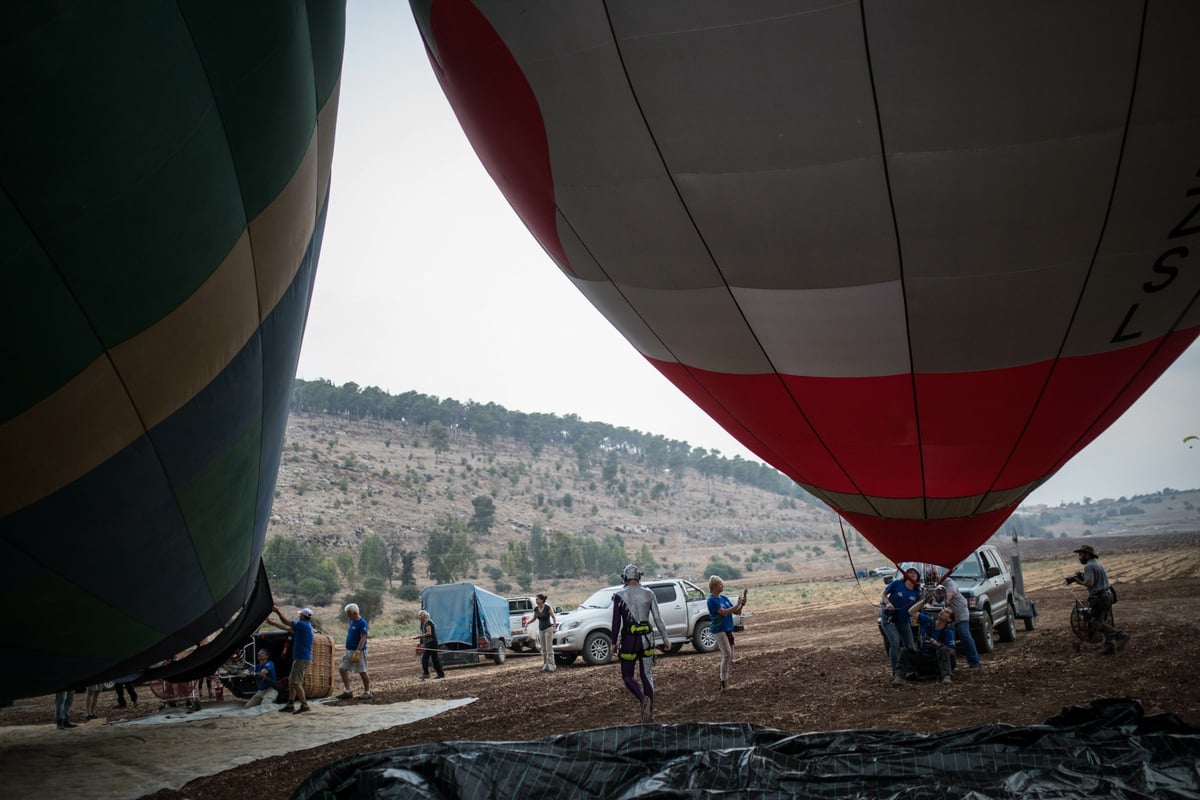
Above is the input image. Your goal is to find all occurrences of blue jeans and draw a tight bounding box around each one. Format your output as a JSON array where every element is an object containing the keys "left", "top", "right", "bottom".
[
  {"left": 54, "top": 690, "right": 74, "bottom": 722},
  {"left": 952, "top": 620, "right": 981, "bottom": 667},
  {"left": 882, "top": 614, "right": 915, "bottom": 673}
]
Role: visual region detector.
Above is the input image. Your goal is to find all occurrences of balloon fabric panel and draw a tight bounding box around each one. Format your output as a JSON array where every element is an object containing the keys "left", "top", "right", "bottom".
[
  {"left": 425, "top": 0, "right": 564, "bottom": 265},
  {"left": 0, "top": 194, "right": 104, "bottom": 421}
]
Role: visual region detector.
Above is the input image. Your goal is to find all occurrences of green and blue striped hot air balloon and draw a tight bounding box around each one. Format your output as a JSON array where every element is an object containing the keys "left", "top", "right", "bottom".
[{"left": 0, "top": 1, "right": 345, "bottom": 699}]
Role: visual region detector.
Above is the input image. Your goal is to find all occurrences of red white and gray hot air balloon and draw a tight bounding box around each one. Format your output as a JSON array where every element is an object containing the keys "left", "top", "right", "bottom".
[{"left": 410, "top": 1, "right": 1200, "bottom": 567}]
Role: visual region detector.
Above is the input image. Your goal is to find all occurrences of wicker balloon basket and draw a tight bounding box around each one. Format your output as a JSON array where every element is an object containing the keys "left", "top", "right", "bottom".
[{"left": 303, "top": 634, "right": 335, "bottom": 699}]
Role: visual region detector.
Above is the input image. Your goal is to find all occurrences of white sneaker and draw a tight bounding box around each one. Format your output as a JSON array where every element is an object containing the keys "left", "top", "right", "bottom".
[{"left": 359, "top": 691, "right": 374, "bottom": 699}]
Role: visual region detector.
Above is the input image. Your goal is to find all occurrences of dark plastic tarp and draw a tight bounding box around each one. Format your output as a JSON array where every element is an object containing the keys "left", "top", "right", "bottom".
[{"left": 292, "top": 699, "right": 1200, "bottom": 799}]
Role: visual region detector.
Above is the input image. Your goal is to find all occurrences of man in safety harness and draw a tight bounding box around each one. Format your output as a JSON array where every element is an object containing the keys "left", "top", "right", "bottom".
[{"left": 611, "top": 563, "right": 670, "bottom": 722}]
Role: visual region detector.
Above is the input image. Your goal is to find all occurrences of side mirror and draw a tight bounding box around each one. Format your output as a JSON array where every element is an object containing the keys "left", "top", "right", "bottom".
[{"left": 986, "top": 566, "right": 1001, "bottom": 579}]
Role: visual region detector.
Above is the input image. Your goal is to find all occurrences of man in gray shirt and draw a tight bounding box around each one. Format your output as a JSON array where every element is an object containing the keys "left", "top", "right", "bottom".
[
  {"left": 939, "top": 576, "right": 983, "bottom": 669},
  {"left": 1067, "top": 544, "right": 1129, "bottom": 655},
  {"left": 611, "top": 564, "right": 670, "bottom": 722}
]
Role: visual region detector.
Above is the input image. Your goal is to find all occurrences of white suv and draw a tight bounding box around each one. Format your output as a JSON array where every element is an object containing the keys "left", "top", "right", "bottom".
[{"left": 552, "top": 578, "right": 743, "bottom": 666}]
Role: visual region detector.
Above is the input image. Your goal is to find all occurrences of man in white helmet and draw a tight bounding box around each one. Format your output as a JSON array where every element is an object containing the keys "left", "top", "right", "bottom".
[{"left": 611, "top": 563, "right": 670, "bottom": 722}]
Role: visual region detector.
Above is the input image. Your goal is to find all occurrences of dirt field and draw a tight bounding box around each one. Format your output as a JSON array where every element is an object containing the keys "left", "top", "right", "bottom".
[{"left": 5, "top": 533, "right": 1198, "bottom": 799}]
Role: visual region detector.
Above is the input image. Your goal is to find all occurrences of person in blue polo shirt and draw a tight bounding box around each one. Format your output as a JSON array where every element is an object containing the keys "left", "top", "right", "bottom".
[
  {"left": 244, "top": 649, "right": 279, "bottom": 707},
  {"left": 267, "top": 605, "right": 313, "bottom": 713},
  {"left": 880, "top": 567, "right": 922, "bottom": 684},
  {"left": 337, "top": 603, "right": 371, "bottom": 700},
  {"left": 706, "top": 575, "right": 746, "bottom": 691}
]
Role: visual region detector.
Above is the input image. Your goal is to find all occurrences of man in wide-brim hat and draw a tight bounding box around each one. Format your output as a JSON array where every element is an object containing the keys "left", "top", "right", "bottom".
[{"left": 1068, "top": 544, "right": 1129, "bottom": 655}]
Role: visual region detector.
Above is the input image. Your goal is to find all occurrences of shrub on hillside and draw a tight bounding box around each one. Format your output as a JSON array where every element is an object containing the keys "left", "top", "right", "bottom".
[
  {"left": 392, "top": 584, "right": 420, "bottom": 602},
  {"left": 297, "top": 577, "right": 332, "bottom": 606},
  {"left": 702, "top": 559, "right": 742, "bottom": 580},
  {"left": 343, "top": 589, "right": 383, "bottom": 623}
]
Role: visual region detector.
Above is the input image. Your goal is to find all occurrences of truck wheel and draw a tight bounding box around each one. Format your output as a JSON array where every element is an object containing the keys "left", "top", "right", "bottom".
[
  {"left": 582, "top": 631, "right": 612, "bottom": 666},
  {"left": 974, "top": 610, "right": 995, "bottom": 653},
  {"left": 997, "top": 602, "right": 1017, "bottom": 643},
  {"left": 667, "top": 642, "right": 684, "bottom": 654},
  {"left": 554, "top": 653, "right": 577, "bottom": 666},
  {"left": 489, "top": 640, "right": 507, "bottom": 664},
  {"left": 692, "top": 621, "right": 718, "bottom": 653},
  {"left": 1024, "top": 602, "right": 1037, "bottom": 631}
]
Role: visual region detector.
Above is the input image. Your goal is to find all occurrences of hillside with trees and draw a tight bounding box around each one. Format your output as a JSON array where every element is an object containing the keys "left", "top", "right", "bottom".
[{"left": 266, "top": 380, "right": 1199, "bottom": 628}]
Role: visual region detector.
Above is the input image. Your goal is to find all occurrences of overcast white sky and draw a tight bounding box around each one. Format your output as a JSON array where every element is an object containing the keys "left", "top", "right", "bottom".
[{"left": 296, "top": 2, "right": 1199, "bottom": 509}]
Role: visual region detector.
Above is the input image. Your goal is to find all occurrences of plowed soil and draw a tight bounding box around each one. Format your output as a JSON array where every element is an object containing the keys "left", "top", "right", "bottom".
[{"left": 7, "top": 533, "right": 1199, "bottom": 800}]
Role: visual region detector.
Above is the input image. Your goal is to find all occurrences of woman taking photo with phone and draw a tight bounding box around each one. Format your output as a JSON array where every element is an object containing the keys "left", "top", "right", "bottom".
[{"left": 707, "top": 575, "right": 747, "bottom": 691}]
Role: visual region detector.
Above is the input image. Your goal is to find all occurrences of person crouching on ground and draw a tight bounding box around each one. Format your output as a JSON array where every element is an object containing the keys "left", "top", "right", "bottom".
[
  {"left": 338, "top": 603, "right": 371, "bottom": 699},
  {"left": 707, "top": 575, "right": 746, "bottom": 691},
  {"left": 244, "top": 649, "right": 279, "bottom": 707},
  {"left": 266, "top": 605, "right": 313, "bottom": 713},
  {"left": 896, "top": 595, "right": 956, "bottom": 684}
]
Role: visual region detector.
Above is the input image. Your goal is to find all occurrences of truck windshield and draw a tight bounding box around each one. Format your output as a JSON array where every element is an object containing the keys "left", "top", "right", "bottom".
[
  {"left": 897, "top": 555, "right": 984, "bottom": 582},
  {"left": 578, "top": 588, "right": 616, "bottom": 609},
  {"left": 950, "top": 556, "right": 984, "bottom": 579}
]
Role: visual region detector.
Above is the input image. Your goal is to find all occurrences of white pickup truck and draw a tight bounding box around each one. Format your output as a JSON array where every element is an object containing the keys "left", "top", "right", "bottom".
[
  {"left": 551, "top": 578, "right": 746, "bottom": 666},
  {"left": 506, "top": 596, "right": 538, "bottom": 652}
]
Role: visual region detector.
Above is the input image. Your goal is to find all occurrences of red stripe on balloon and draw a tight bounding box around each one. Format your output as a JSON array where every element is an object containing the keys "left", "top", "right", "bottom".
[
  {"left": 915, "top": 362, "right": 1054, "bottom": 498},
  {"left": 426, "top": 0, "right": 567, "bottom": 266},
  {"left": 653, "top": 325, "right": 1198, "bottom": 511},
  {"left": 780, "top": 374, "right": 921, "bottom": 497},
  {"left": 842, "top": 504, "right": 1019, "bottom": 568},
  {"left": 650, "top": 361, "right": 918, "bottom": 496},
  {"left": 647, "top": 362, "right": 833, "bottom": 486},
  {"left": 1003, "top": 327, "right": 1199, "bottom": 488}
]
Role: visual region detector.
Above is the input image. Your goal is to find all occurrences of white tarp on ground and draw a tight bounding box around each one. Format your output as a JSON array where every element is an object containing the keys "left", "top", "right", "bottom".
[{"left": 0, "top": 697, "right": 475, "bottom": 800}]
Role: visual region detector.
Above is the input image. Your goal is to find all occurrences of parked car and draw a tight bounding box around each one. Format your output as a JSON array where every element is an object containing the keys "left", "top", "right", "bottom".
[
  {"left": 871, "top": 566, "right": 895, "bottom": 578},
  {"left": 552, "top": 578, "right": 745, "bottom": 666}
]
